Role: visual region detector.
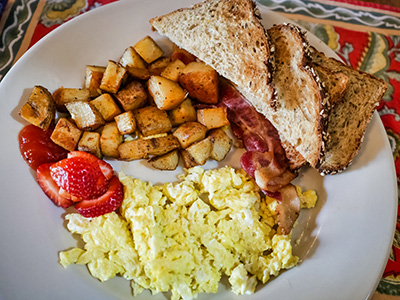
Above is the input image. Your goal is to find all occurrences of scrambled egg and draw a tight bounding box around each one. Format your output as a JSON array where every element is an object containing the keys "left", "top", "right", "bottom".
[{"left": 59, "top": 166, "right": 317, "bottom": 299}]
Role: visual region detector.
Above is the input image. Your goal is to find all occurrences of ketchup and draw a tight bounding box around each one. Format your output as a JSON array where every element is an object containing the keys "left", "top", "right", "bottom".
[{"left": 18, "top": 124, "right": 69, "bottom": 170}]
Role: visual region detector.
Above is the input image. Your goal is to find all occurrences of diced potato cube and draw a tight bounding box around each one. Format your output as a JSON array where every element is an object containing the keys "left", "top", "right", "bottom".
[
  {"left": 134, "top": 36, "right": 164, "bottom": 64},
  {"left": 115, "top": 81, "right": 147, "bottom": 111},
  {"left": 126, "top": 67, "right": 151, "bottom": 80},
  {"left": 168, "top": 98, "right": 197, "bottom": 127},
  {"left": 148, "top": 57, "right": 170, "bottom": 75},
  {"left": 118, "top": 135, "right": 180, "bottom": 160},
  {"left": 65, "top": 101, "right": 105, "bottom": 131},
  {"left": 145, "top": 135, "right": 181, "bottom": 156},
  {"left": 100, "top": 122, "right": 123, "bottom": 158},
  {"left": 207, "top": 128, "right": 232, "bottom": 161},
  {"left": 52, "top": 87, "right": 91, "bottom": 112},
  {"left": 179, "top": 61, "right": 219, "bottom": 104},
  {"left": 180, "top": 138, "right": 213, "bottom": 168},
  {"left": 100, "top": 60, "right": 127, "bottom": 93},
  {"left": 147, "top": 75, "right": 187, "bottom": 110},
  {"left": 168, "top": 98, "right": 197, "bottom": 126},
  {"left": 173, "top": 121, "right": 207, "bottom": 148},
  {"left": 114, "top": 111, "right": 136, "bottom": 135},
  {"left": 19, "top": 85, "right": 55, "bottom": 130},
  {"left": 90, "top": 93, "right": 121, "bottom": 122},
  {"left": 184, "top": 137, "right": 213, "bottom": 166},
  {"left": 170, "top": 45, "right": 196, "bottom": 65},
  {"left": 51, "top": 118, "right": 82, "bottom": 151},
  {"left": 77, "top": 131, "right": 102, "bottom": 158},
  {"left": 119, "top": 46, "right": 147, "bottom": 69},
  {"left": 161, "top": 59, "right": 186, "bottom": 82},
  {"left": 85, "top": 65, "right": 106, "bottom": 98},
  {"left": 180, "top": 149, "right": 198, "bottom": 169},
  {"left": 148, "top": 150, "right": 179, "bottom": 171},
  {"left": 118, "top": 139, "right": 150, "bottom": 160},
  {"left": 197, "top": 107, "right": 229, "bottom": 129},
  {"left": 134, "top": 106, "right": 171, "bottom": 137}
]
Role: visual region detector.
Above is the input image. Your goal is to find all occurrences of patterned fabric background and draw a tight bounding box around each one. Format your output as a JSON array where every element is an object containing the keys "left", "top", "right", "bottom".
[{"left": 1, "top": 0, "right": 400, "bottom": 298}]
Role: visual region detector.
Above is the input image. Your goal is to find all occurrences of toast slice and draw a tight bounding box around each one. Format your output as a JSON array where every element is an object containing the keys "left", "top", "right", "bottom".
[
  {"left": 267, "top": 24, "right": 327, "bottom": 167},
  {"left": 150, "top": 0, "right": 325, "bottom": 167},
  {"left": 310, "top": 47, "right": 387, "bottom": 174}
]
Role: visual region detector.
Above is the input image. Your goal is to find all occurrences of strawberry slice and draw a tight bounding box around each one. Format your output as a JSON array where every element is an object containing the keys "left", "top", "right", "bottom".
[
  {"left": 36, "top": 163, "right": 74, "bottom": 208},
  {"left": 50, "top": 156, "right": 109, "bottom": 200},
  {"left": 67, "top": 151, "right": 114, "bottom": 180},
  {"left": 75, "top": 176, "right": 124, "bottom": 218}
]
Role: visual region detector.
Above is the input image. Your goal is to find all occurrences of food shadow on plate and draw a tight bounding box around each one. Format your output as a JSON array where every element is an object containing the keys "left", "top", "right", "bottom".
[
  {"left": 61, "top": 208, "right": 86, "bottom": 249},
  {"left": 10, "top": 88, "right": 32, "bottom": 122},
  {"left": 291, "top": 166, "right": 326, "bottom": 260}
]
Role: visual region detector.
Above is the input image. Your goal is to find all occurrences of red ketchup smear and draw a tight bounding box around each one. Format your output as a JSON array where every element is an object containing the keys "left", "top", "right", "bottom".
[{"left": 18, "top": 124, "right": 69, "bottom": 170}]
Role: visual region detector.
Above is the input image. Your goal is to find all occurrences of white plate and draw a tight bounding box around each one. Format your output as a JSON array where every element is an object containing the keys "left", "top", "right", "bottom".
[{"left": 0, "top": 0, "right": 397, "bottom": 299}]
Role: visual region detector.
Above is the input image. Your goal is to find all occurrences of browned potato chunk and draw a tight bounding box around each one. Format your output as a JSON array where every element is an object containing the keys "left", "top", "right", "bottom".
[
  {"left": 180, "top": 149, "right": 198, "bottom": 169},
  {"left": 197, "top": 107, "right": 229, "bottom": 129},
  {"left": 173, "top": 122, "right": 207, "bottom": 148},
  {"left": 148, "top": 57, "right": 170, "bottom": 76},
  {"left": 115, "top": 81, "right": 147, "bottom": 111},
  {"left": 134, "top": 106, "right": 172, "bottom": 137},
  {"left": 114, "top": 111, "right": 136, "bottom": 135},
  {"left": 161, "top": 59, "right": 186, "bottom": 82},
  {"left": 65, "top": 101, "right": 105, "bottom": 131},
  {"left": 119, "top": 46, "right": 147, "bottom": 69},
  {"left": 179, "top": 62, "right": 219, "bottom": 104},
  {"left": 126, "top": 67, "right": 151, "bottom": 81},
  {"left": 170, "top": 45, "right": 197, "bottom": 65},
  {"left": 90, "top": 93, "right": 122, "bottom": 122},
  {"left": 207, "top": 128, "right": 232, "bottom": 161},
  {"left": 118, "top": 139, "right": 150, "bottom": 160},
  {"left": 134, "top": 36, "right": 164, "bottom": 64},
  {"left": 52, "top": 87, "right": 90, "bottom": 112},
  {"left": 100, "top": 60, "right": 127, "bottom": 93},
  {"left": 50, "top": 118, "right": 82, "bottom": 151},
  {"left": 77, "top": 131, "right": 102, "bottom": 158},
  {"left": 118, "top": 135, "right": 180, "bottom": 160},
  {"left": 19, "top": 86, "right": 55, "bottom": 130},
  {"left": 168, "top": 98, "right": 197, "bottom": 126},
  {"left": 184, "top": 137, "right": 213, "bottom": 166},
  {"left": 85, "top": 65, "right": 105, "bottom": 98},
  {"left": 147, "top": 75, "right": 187, "bottom": 110},
  {"left": 100, "top": 122, "right": 123, "bottom": 158},
  {"left": 148, "top": 150, "right": 179, "bottom": 171}
]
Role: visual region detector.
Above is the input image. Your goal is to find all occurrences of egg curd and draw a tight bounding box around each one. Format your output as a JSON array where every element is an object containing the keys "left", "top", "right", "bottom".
[{"left": 59, "top": 166, "right": 317, "bottom": 299}]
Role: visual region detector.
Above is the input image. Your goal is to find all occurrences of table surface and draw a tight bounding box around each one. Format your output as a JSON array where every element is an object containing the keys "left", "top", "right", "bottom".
[{"left": 1, "top": 0, "right": 400, "bottom": 299}]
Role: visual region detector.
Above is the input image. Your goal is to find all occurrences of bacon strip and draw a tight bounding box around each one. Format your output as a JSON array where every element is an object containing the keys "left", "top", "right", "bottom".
[
  {"left": 275, "top": 184, "right": 301, "bottom": 235},
  {"left": 221, "top": 83, "right": 300, "bottom": 234}
]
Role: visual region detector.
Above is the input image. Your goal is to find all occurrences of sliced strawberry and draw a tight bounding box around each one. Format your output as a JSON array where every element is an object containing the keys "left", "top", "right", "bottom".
[
  {"left": 59, "top": 188, "right": 81, "bottom": 203},
  {"left": 50, "top": 156, "right": 109, "bottom": 200},
  {"left": 67, "top": 151, "right": 114, "bottom": 180},
  {"left": 36, "top": 163, "right": 74, "bottom": 208},
  {"left": 75, "top": 176, "right": 124, "bottom": 218}
]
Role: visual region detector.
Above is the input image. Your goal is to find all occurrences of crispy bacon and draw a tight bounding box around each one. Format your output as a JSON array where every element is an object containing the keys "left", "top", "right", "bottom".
[
  {"left": 275, "top": 184, "right": 301, "bottom": 235},
  {"left": 221, "top": 83, "right": 300, "bottom": 234}
]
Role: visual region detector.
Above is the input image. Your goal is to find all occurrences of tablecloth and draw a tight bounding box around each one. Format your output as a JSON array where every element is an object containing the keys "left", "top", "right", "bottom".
[{"left": 1, "top": 0, "right": 400, "bottom": 298}]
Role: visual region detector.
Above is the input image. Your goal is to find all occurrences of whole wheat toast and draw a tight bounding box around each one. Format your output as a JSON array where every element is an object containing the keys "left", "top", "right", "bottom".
[
  {"left": 150, "top": 0, "right": 326, "bottom": 168},
  {"left": 310, "top": 47, "right": 387, "bottom": 174}
]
